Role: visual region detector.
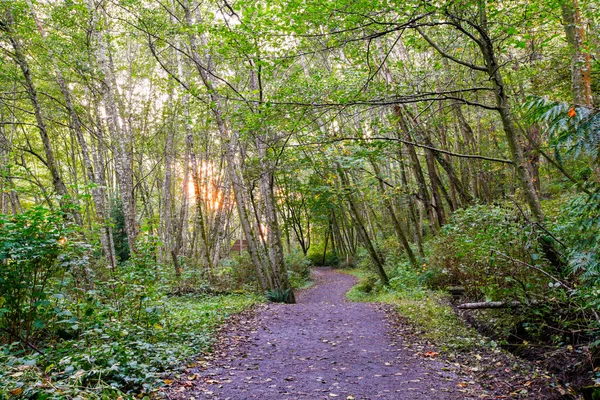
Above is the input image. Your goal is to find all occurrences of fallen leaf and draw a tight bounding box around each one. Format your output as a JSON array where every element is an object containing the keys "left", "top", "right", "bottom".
[
  {"left": 568, "top": 108, "right": 576, "bottom": 118},
  {"left": 10, "top": 388, "right": 23, "bottom": 396},
  {"left": 163, "top": 379, "right": 174, "bottom": 385}
]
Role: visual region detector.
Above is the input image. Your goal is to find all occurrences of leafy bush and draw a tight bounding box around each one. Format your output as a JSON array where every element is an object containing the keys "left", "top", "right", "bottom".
[
  {"left": 0, "top": 207, "right": 86, "bottom": 344},
  {"left": 307, "top": 250, "right": 339, "bottom": 266},
  {"left": 266, "top": 288, "right": 294, "bottom": 303},
  {"left": 109, "top": 199, "right": 130, "bottom": 262},
  {"left": 213, "top": 253, "right": 258, "bottom": 291},
  {"left": 0, "top": 219, "right": 262, "bottom": 399},
  {"left": 0, "top": 284, "right": 260, "bottom": 399},
  {"left": 428, "top": 204, "right": 553, "bottom": 301},
  {"left": 564, "top": 192, "right": 600, "bottom": 285},
  {"left": 286, "top": 249, "right": 312, "bottom": 288}
]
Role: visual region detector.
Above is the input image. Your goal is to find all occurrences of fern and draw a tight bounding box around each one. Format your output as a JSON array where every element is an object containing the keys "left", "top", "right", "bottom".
[
  {"left": 266, "top": 288, "right": 293, "bottom": 304},
  {"left": 523, "top": 96, "right": 600, "bottom": 160},
  {"left": 524, "top": 97, "right": 600, "bottom": 284}
]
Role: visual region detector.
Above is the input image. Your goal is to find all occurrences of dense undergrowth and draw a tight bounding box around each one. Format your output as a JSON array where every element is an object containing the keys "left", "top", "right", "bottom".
[{"left": 0, "top": 208, "right": 312, "bottom": 399}]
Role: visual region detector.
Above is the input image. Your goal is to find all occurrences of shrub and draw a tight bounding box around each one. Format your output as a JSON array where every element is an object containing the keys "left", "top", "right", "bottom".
[
  {"left": 213, "top": 253, "right": 257, "bottom": 291},
  {"left": 109, "top": 199, "right": 130, "bottom": 263},
  {"left": 428, "top": 204, "right": 552, "bottom": 301},
  {"left": 0, "top": 207, "right": 85, "bottom": 344},
  {"left": 307, "top": 250, "right": 339, "bottom": 266},
  {"left": 286, "top": 249, "right": 312, "bottom": 288}
]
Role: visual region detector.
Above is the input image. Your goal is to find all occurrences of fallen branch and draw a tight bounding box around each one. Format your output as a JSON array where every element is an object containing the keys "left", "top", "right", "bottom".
[
  {"left": 493, "top": 250, "right": 572, "bottom": 291},
  {"left": 0, "top": 328, "right": 45, "bottom": 356},
  {"left": 458, "top": 300, "right": 541, "bottom": 310}
]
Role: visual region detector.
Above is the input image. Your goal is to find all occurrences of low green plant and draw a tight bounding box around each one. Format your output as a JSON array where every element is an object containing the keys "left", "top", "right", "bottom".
[
  {"left": 0, "top": 288, "right": 260, "bottom": 399},
  {"left": 0, "top": 223, "right": 262, "bottom": 399},
  {"left": 307, "top": 250, "right": 339, "bottom": 267},
  {"left": 266, "top": 288, "right": 293, "bottom": 303},
  {"left": 213, "top": 253, "right": 258, "bottom": 291}
]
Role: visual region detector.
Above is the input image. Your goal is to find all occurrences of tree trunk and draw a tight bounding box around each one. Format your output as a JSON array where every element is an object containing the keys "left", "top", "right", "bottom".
[
  {"left": 371, "top": 161, "right": 419, "bottom": 268},
  {"left": 561, "top": 0, "right": 593, "bottom": 107},
  {"left": 28, "top": 1, "right": 115, "bottom": 267},
  {"left": 250, "top": 66, "right": 294, "bottom": 300},
  {"left": 394, "top": 106, "right": 436, "bottom": 232},
  {"left": 183, "top": 0, "right": 272, "bottom": 292},
  {"left": 86, "top": 0, "right": 138, "bottom": 253},
  {"left": 5, "top": 10, "right": 79, "bottom": 223},
  {"left": 337, "top": 164, "right": 389, "bottom": 285}
]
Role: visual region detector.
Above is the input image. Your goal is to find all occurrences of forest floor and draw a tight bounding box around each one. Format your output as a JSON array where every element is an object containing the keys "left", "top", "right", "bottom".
[{"left": 164, "top": 268, "right": 560, "bottom": 399}]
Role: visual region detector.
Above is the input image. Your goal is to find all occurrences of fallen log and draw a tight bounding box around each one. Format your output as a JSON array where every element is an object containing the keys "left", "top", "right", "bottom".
[{"left": 458, "top": 300, "right": 541, "bottom": 310}]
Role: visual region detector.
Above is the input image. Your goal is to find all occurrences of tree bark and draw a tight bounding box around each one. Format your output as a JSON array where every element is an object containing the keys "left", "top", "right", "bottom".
[
  {"left": 4, "top": 10, "right": 79, "bottom": 223},
  {"left": 86, "top": 0, "right": 138, "bottom": 253},
  {"left": 28, "top": 1, "right": 115, "bottom": 267},
  {"left": 337, "top": 164, "right": 389, "bottom": 285},
  {"left": 183, "top": 0, "right": 272, "bottom": 292},
  {"left": 561, "top": 0, "right": 593, "bottom": 107},
  {"left": 371, "top": 161, "right": 419, "bottom": 268}
]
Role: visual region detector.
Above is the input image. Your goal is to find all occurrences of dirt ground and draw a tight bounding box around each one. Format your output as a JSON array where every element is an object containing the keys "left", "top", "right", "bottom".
[{"left": 165, "top": 268, "right": 505, "bottom": 399}]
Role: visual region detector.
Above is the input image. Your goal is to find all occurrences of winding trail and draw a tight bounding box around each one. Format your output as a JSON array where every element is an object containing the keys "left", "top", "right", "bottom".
[{"left": 169, "top": 268, "right": 480, "bottom": 399}]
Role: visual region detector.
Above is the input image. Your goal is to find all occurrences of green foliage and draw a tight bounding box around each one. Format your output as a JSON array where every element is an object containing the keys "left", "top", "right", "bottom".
[
  {"left": 109, "top": 199, "right": 130, "bottom": 263},
  {"left": 307, "top": 250, "right": 339, "bottom": 267},
  {"left": 0, "top": 207, "right": 85, "bottom": 343},
  {"left": 0, "top": 264, "right": 260, "bottom": 399},
  {"left": 285, "top": 249, "right": 312, "bottom": 288},
  {"left": 213, "top": 253, "right": 258, "bottom": 291},
  {"left": 0, "top": 226, "right": 261, "bottom": 399},
  {"left": 564, "top": 192, "right": 600, "bottom": 285},
  {"left": 0, "top": 290, "right": 260, "bottom": 399},
  {"left": 266, "top": 288, "right": 293, "bottom": 304},
  {"left": 428, "top": 204, "right": 553, "bottom": 301},
  {"left": 524, "top": 97, "right": 600, "bottom": 161}
]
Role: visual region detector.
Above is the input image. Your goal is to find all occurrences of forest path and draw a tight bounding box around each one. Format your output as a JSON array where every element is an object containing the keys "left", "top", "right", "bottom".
[{"left": 167, "top": 268, "right": 480, "bottom": 399}]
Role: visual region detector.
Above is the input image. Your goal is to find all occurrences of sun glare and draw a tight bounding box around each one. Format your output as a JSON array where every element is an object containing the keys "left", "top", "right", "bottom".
[{"left": 185, "top": 161, "right": 228, "bottom": 211}]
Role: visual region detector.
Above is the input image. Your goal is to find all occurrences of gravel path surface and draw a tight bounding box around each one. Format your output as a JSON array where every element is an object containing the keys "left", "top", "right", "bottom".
[{"left": 167, "top": 268, "right": 481, "bottom": 399}]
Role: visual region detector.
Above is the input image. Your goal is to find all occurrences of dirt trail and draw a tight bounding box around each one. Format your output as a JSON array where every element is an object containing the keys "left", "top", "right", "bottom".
[{"left": 168, "top": 268, "right": 480, "bottom": 399}]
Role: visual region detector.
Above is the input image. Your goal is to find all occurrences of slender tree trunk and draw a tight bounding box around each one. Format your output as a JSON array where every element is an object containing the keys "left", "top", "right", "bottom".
[
  {"left": 190, "top": 137, "right": 214, "bottom": 281},
  {"left": 250, "top": 66, "right": 294, "bottom": 300},
  {"left": 159, "top": 88, "right": 176, "bottom": 264},
  {"left": 371, "top": 161, "right": 419, "bottom": 267},
  {"left": 394, "top": 106, "right": 436, "bottom": 232},
  {"left": 183, "top": 0, "right": 271, "bottom": 292},
  {"left": 5, "top": 10, "right": 79, "bottom": 223},
  {"left": 561, "top": 0, "right": 593, "bottom": 107},
  {"left": 337, "top": 164, "right": 389, "bottom": 285},
  {"left": 86, "top": 0, "right": 137, "bottom": 253},
  {"left": 28, "top": 2, "right": 116, "bottom": 266},
  {"left": 424, "top": 148, "right": 445, "bottom": 227}
]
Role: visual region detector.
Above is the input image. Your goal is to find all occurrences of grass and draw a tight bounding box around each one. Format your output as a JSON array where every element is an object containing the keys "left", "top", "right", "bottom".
[{"left": 344, "top": 268, "right": 483, "bottom": 351}]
